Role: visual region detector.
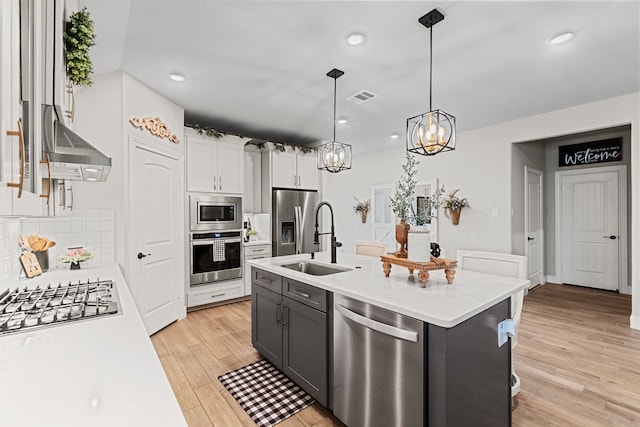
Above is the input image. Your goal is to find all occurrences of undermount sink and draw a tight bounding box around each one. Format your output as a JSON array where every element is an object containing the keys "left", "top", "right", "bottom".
[{"left": 280, "top": 261, "right": 352, "bottom": 276}]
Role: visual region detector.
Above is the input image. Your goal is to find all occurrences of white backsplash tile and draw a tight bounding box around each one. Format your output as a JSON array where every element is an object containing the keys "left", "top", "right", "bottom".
[{"left": 0, "top": 209, "right": 116, "bottom": 282}]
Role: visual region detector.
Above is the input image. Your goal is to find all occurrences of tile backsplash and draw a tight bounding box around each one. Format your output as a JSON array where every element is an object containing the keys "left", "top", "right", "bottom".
[{"left": 0, "top": 209, "right": 115, "bottom": 283}]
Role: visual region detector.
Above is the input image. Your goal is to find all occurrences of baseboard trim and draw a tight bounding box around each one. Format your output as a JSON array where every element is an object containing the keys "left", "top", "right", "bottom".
[
  {"left": 546, "top": 275, "right": 561, "bottom": 284},
  {"left": 630, "top": 315, "right": 640, "bottom": 331}
]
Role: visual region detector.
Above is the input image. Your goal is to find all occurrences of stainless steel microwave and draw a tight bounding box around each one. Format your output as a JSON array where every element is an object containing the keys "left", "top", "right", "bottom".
[{"left": 189, "top": 195, "right": 243, "bottom": 231}]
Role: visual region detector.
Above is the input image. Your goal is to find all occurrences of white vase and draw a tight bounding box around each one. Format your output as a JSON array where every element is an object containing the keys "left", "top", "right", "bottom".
[{"left": 407, "top": 225, "right": 431, "bottom": 262}]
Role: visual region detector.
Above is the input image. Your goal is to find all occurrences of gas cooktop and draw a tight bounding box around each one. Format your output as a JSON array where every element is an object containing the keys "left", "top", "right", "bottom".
[{"left": 0, "top": 279, "right": 121, "bottom": 335}]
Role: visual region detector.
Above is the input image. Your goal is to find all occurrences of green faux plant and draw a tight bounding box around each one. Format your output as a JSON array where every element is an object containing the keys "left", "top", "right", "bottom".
[
  {"left": 64, "top": 7, "right": 95, "bottom": 86},
  {"left": 389, "top": 152, "right": 419, "bottom": 222}
]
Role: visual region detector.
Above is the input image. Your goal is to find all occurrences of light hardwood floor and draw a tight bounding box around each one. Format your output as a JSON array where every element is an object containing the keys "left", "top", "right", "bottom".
[{"left": 151, "top": 284, "right": 640, "bottom": 426}]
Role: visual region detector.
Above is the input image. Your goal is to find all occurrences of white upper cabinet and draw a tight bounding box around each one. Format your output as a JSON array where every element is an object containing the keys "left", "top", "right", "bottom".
[
  {"left": 186, "top": 131, "right": 245, "bottom": 194},
  {"left": 0, "top": 0, "right": 42, "bottom": 216},
  {"left": 270, "top": 150, "right": 318, "bottom": 190}
]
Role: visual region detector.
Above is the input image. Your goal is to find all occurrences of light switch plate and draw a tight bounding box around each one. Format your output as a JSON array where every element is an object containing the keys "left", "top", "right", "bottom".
[{"left": 491, "top": 208, "right": 499, "bottom": 217}]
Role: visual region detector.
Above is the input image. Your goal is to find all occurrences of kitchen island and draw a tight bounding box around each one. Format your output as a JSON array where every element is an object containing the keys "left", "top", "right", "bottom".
[
  {"left": 249, "top": 251, "right": 529, "bottom": 427},
  {"left": 0, "top": 266, "right": 186, "bottom": 427}
]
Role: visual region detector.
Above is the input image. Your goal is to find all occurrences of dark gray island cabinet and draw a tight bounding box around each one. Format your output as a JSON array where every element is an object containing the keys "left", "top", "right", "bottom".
[
  {"left": 251, "top": 266, "right": 512, "bottom": 427},
  {"left": 251, "top": 267, "right": 331, "bottom": 407}
]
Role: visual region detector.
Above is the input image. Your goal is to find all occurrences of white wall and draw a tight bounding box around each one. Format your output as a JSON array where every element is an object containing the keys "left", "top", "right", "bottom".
[
  {"left": 73, "top": 72, "right": 185, "bottom": 282},
  {"left": 322, "top": 92, "right": 640, "bottom": 328}
]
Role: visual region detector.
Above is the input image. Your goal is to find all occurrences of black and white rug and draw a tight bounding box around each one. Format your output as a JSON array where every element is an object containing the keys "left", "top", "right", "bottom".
[{"left": 218, "top": 359, "right": 315, "bottom": 427}]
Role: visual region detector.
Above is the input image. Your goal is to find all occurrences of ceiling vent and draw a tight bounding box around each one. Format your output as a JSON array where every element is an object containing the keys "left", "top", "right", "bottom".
[{"left": 346, "top": 90, "right": 377, "bottom": 104}]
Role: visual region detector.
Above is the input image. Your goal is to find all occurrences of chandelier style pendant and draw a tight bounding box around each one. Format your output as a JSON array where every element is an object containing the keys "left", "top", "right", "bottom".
[
  {"left": 407, "top": 9, "right": 456, "bottom": 156},
  {"left": 317, "top": 68, "right": 352, "bottom": 173}
]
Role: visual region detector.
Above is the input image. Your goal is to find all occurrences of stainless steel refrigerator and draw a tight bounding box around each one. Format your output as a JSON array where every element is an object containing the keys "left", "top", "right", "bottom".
[{"left": 272, "top": 189, "right": 319, "bottom": 256}]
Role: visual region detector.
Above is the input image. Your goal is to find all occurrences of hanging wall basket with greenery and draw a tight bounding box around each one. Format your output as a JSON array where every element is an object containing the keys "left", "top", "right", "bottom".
[{"left": 64, "top": 8, "right": 95, "bottom": 86}]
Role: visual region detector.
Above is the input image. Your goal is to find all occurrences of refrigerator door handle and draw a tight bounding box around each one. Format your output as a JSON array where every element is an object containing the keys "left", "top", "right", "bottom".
[{"left": 294, "top": 206, "right": 301, "bottom": 254}]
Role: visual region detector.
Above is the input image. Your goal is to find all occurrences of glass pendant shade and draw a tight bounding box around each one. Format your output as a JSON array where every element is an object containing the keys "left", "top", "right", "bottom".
[
  {"left": 318, "top": 68, "right": 352, "bottom": 173},
  {"left": 317, "top": 140, "right": 352, "bottom": 173},
  {"left": 407, "top": 109, "right": 456, "bottom": 156}
]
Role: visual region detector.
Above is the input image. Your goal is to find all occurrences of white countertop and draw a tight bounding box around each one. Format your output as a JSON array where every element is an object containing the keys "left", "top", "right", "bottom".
[
  {"left": 0, "top": 266, "right": 186, "bottom": 427},
  {"left": 249, "top": 252, "right": 529, "bottom": 328}
]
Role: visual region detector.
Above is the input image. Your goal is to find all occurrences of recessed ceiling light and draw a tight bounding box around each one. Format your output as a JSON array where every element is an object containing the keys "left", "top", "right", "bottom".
[
  {"left": 347, "top": 33, "right": 365, "bottom": 46},
  {"left": 390, "top": 133, "right": 400, "bottom": 139},
  {"left": 549, "top": 32, "right": 574, "bottom": 45},
  {"left": 337, "top": 118, "right": 348, "bottom": 124},
  {"left": 169, "top": 73, "right": 185, "bottom": 82}
]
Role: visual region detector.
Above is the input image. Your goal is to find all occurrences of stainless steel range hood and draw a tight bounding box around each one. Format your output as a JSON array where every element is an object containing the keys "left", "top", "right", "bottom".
[{"left": 42, "top": 105, "right": 112, "bottom": 182}]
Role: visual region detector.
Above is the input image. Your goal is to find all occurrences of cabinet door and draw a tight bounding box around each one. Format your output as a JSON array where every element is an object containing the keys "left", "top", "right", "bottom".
[
  {"left": 186, "top": 135, "right": 216, "bottom": 192},
  {"left": 251, "top": 283, "right": 283, "bottom": 369},
  {"left": 0, "top": 0, "right": 40, "bottom": 216},
  {"left": 296, "top": 154, "right": 319, "bottom": 190},
  {"left": 271, "top": 151, "right": 297, "bottom": 189},
  {"left": 282, "top": 296, "right": 327, "bottom": 406},
  {"left": 217, "top": 136, "right": 244, "bottom": 194},
  {"left": 243, "top": 149, "right": 261, "bottom": 213}
]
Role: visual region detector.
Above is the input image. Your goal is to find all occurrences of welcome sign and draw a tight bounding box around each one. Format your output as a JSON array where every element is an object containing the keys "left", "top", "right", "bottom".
[{"left": 559, "top": 138, "right": 622, "bottom": 167}]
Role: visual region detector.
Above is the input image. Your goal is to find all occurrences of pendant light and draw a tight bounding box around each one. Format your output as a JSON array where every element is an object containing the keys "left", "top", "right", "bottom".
[
  {"left": 407, "top": 9, "right": 456, "bottom": 156},
  {"left": 318, "top": 68, "right": 352, "bottom": 173}
]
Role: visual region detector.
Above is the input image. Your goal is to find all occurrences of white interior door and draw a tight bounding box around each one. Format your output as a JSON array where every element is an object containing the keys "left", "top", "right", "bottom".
[
  {"left": 131, "top": 142, "right": 183, "bottom": 334},
  {"left": 560, "top": 170, "right": 619, "bottom": 290},
  {"left": 525, "top": 167, "right": 543, "bottom": 288}
]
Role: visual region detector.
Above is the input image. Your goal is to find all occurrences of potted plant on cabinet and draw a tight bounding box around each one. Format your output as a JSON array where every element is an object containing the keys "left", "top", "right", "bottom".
[
  {"left": 353, "top": 197, "right": 370, "bottom": 223},
  {"left": 443, "top": 189, "right": 470, "bottom": 225}
]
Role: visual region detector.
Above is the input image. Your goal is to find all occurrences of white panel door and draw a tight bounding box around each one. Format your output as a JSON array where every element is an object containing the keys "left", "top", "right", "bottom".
[
  {"left": 217, "top": 137, "right": 244, "bottom": 194},
  {"left": 525, "top": 167, "right": 543, "bottom": 287},
  {"left": 131, "top": 143, "right": 182, "bottom": 335},
  {"left": 560, "top": 171, "right": 619, "bottom": 290}
]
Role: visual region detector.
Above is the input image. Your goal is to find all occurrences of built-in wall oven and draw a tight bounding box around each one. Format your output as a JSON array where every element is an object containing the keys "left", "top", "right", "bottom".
[
  {"left": 189, "top": 194, "right": 244, "bottom": 285},
  {"left": 190, "top": 231, "right": 243, "bottom": 285}
]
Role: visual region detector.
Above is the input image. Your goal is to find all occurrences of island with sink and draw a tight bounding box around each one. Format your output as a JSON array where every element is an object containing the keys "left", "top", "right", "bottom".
[{"left": 249, "top": 251, "right": 529, "bottom": 427}]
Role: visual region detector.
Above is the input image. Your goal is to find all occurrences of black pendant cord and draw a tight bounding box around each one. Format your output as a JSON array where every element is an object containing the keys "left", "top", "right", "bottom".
[
  {"left": 429, "top": 24, "right": 433, "bottom": 112},
  {"left": 333, "top": 77, "right": 337, "bottom": 142}
]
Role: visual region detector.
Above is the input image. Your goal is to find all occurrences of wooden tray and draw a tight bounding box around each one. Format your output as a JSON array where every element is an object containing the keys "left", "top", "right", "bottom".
[{"left": 380, "top": 254, "right": 457, "bottom": 287}]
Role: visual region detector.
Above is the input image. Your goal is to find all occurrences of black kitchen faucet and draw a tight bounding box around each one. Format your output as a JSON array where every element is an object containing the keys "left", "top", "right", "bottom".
[{"left": 313, "top": 201, "right": 342, "bottom": 264}]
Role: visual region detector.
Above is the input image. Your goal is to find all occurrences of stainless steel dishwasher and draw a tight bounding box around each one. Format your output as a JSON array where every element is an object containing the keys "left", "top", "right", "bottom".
[{"left": 333, "top": 294, "right": 425, "bottom": 427}]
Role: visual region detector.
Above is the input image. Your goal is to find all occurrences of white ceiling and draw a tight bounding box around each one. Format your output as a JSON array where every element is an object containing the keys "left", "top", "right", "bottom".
[{"left": 80, "top": 0, "right": 639, "bottom": 155}]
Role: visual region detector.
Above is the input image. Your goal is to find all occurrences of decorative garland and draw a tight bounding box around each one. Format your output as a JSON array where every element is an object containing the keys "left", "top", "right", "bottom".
[
  {"left": 64, "top": 8, "right": 95, "bottom": 86},
  {"left": 186, "top": 124, "right": 315, "bottom": 153}
]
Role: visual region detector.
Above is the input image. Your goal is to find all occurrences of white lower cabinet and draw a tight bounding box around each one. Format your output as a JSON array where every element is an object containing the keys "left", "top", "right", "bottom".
[
  {"left": 244, "top": 243, "right": 272, "bottom": 296},
  {"left": 187, "top": 279, "right": 245, "bottom": 308}
]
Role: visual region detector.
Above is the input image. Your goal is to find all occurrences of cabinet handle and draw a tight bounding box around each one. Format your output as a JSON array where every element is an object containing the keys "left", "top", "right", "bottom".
[
  {"left": 276, "top": 301, "right": 282, "bottom": 324},
  {"left": 282, "top": 302, "right": 288, "bottom": 326},
  {"left": 211, "top": 293, "right": 226, "bottom": 298},
  {"left": 59, "top": 181, "right": 66, "bottom": 208},
  {"left": 213, "top": 176, "right": 217, "bottom": 190},
  {"left": 219, "top": 176, "right": 222, "bottom": 191},
  {"left": 253, "top": 248, "right": 265, "bottom": 252},
  {"left": 6, "top": 120, "right": 25, "bottom": 198},
  {"left": 39, "top": 154, "right": 52, "bottom": 205},
  {"left": 290, "top": 289, "right": 310, "bottom": 299},
  {"left": 66, "top": 186, "right": 73, "bottom": 210},
  {"left": 64, "top": 82, "right": 75, "bottom": 123}
]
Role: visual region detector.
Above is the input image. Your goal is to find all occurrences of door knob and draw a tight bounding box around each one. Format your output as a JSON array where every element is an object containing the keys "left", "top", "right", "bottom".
[
  {"left": 137, "top": 252, "right": 151, "bottom": 259},
  {"left": 527, "top": 237, "right": 534, "bottom": 241},
  {"left": 604, "top": 235, "right": 617, "bottom": 240}
]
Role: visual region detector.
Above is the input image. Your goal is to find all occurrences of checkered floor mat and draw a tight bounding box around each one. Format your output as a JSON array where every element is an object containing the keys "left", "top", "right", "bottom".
[{"left": 218, "top": 359, "right": 315, "bottom": 427}]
